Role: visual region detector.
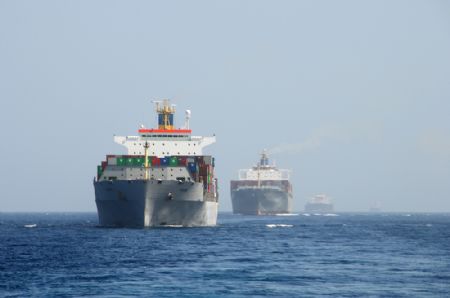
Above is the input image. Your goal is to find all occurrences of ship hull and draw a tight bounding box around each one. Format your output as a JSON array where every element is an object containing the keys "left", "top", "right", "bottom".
[
  {"left": 231, "top": 188, "right": 292, "bottom": 215},
  {"left": 94, "top": 180, "right": 218, "bottom": 227}
]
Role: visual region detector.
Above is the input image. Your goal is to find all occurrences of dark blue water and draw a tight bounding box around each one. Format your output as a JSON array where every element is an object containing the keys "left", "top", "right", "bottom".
[{"left": 1, "top": 213, "right": 449, "bottom": 297}]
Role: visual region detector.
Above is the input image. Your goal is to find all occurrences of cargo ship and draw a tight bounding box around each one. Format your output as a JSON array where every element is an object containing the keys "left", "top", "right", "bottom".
[
  {"left": 304, "top": 194, "right": 334, "bottom": 214},
  {"left": 93, "top": 100, "right": 218, "bottom": 227},
  {"left": 230, "top": 151, "right": 293, "bottom": 215}
]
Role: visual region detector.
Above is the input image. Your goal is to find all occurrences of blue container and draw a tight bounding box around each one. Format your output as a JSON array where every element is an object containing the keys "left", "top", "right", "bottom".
[
  {"left": 160, "top": 158, "right": 169, "bottom": 166},
  {"left": 188, "top": 162, "right": 197, "bottom": 173}
]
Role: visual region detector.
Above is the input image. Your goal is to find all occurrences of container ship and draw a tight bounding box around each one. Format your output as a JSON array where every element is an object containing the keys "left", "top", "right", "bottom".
[
  {"left": 93, "top": 100, "right": 218, "bottom": 227},
  {"left": 230, "top": 151, "right": 293, "bottom": 215},
  {"left": 304, "top": 194, "right": 334, "bottom": 214}
]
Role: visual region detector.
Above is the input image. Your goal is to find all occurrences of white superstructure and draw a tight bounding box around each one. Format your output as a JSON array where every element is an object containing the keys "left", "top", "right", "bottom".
[
  {"left": 308, "top": 194, "right": 332, "bottom": 204},
  {"left": 114, "top": 134, "right": 216, "bottom": 158},
  {"left": 238, "top": 150, "right": 290, "bottom": 181},
  {"left": 113, "top": 100, "right": 215, "bottom": 157}
]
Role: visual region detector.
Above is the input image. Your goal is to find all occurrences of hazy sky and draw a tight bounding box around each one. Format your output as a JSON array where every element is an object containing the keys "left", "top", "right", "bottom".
[{"left": 1, "top": 0, "right": 449, "bottom": 212}]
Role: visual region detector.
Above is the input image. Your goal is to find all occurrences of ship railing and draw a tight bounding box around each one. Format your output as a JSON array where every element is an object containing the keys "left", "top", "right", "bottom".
[
  {"left": 236, "top": 185, "right": 283, "bottom": 190},
  {"left": 238, "top": 169, "right": 290, "bottom": 180}
]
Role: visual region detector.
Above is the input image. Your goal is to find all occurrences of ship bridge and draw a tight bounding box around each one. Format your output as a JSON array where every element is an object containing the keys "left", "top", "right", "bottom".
[
  {"left": 238, "top": 150, "right": 290, "bottom": 181},
  {"left": 114, "top": 100, "right": 215, "bottom": 157}
]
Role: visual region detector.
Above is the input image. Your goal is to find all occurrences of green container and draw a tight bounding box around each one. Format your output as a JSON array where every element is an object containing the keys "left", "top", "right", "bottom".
[
  {"left": 97, "top": 165, "right": 103, "bottom": 177},
  {"left": 117, "top": 157, "right": 126, "bottom": 166},
  {"left": 169, "top": 156, "right": 178, "bottom": 166},
  {"left": 126, "top": 157, "right": 134, "bottom": 166},
  {"left": 133, "top": 157, "right": 145, "bottom": 166}
]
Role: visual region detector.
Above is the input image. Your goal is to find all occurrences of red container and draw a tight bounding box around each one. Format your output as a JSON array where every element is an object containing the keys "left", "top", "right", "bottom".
[
  {"left": 152, "top": 157, "right": 160, "bottom": 166},
  {"left": 101, "top": 161, "right": 107, "bottom": 170},
  {"left": 179, "top": 156, "right": 187, "bottom": 166}
]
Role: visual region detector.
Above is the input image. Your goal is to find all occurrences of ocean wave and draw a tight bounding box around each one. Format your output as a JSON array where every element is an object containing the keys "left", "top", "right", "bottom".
[
  {"left": 275, "top": 213, "right": 299, "bottom": 216},
  {"left": 266, "top": 224, "right": 293, "bottom": 228}
]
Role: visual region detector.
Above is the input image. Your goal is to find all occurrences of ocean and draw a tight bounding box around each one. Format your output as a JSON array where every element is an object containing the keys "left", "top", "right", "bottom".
[{"left": 1, "top": 212, "right": 449, "bottom": 297}]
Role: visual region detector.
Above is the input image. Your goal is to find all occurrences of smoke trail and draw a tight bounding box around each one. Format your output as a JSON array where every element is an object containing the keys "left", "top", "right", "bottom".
[
  {"left": 268, "top": 124, "right": 366, "bottom": 155},
  {"left": 418, "top": 129, "right": 450, "bottom": 159}
]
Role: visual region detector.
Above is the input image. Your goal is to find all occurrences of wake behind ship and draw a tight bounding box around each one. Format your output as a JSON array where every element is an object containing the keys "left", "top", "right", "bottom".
[
  {"left": 230, "top": 151, "right": 293, "bottom": 215},
  {"left": 93, "top": 100, "right": 218, "bottom": 227}
]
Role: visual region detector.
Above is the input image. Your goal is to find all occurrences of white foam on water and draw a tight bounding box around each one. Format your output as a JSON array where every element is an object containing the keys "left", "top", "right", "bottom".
[
  {"left": 323, "top": 214, "right": 339, "bottom": 217},
  {"left": 302, "top": 213, "right": 311, "bottom": 216},
  {"left": 425, "top": 223, "right": 433, "bottom": 227},
  {"left": 266, "top": 224, "right": 293, "bottom": 228},
  {"left": 163, "top": 225, "right": 184, "bottom": 228},
  {"left": 24, "top": 224, "right": 37, "bottom": 228},
  {"left": 275, "top": 213, "right": 299, "bottom": 216}
]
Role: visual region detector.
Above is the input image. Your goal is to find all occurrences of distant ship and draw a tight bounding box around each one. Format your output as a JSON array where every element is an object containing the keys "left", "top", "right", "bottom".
[
  {"left": 369, "top": 201, "right": 382, "bottom": 212},
  {"left": 230, "top": 151, "right": 293, "bottom": 215},
  {"left": 304, "top": 194, "right": 334, "bottom": 213},
  {"left": 93, "top": 100, "right": 218, "bottom": 227}
]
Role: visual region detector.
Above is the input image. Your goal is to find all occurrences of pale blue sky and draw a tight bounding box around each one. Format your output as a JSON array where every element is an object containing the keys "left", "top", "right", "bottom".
[{"left": 1, "top": 0, "right": 449, "bottom": 212}]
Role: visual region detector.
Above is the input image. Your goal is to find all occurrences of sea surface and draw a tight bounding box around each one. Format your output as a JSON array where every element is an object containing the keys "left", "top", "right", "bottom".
[{"left": 0, "top": 212, "right": 449, "bottom": 297}]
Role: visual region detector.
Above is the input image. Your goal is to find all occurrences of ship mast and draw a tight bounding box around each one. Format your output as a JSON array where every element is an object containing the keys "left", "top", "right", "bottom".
[
  {"left": 144, "top": 141, "right": 150, "bottom": 180},
  {"left": 154, "top": 99, "right": 176, "bottom": 130},
  {"left": 257, "top": 150, "right": 269, "bottom": 187}
]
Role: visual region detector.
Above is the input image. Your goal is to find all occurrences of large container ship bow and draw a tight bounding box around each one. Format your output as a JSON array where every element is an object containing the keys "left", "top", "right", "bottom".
[
  {"left": 230, "top": 151, "right": 293, "bottom": 215},
  {"left": 94, "top": 100, "right": 218, "bottom": 227}
]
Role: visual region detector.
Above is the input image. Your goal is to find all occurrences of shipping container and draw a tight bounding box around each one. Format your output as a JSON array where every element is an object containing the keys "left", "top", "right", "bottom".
[
  {"left": 133, "top": 157, "right": 144, "bottom": 166},
  {"left": 126, "top": 157, "right": 134, "bottom": 166},
  {"left": 117, "top": 157, "right": 126, "bottom": 166},
  {"left": 188, "top": 162, "right": 197, "bottom": 173},
  {"left": 152, "top": 157, "right": 160, "bottom": 166},
  {"left": 179, "top": 156, "right": 187, "bottom": 166},
  {"left": 97, "top": 165, "right": 103, "bottom": 178},
  {"left": 142, "top": 156, "right": 152, "bottom": 166},
  {"left": 169, "top": 156, "right": 178, "bottom": 166},
  {"left": 107, "top": 157, "right": 117, "bottom": 166},
  {"left": 160, "top": 157, "right": 169, "bottom": 166},
  {"left": 203, "top": 156, "right": 212, "bottom": 165}
]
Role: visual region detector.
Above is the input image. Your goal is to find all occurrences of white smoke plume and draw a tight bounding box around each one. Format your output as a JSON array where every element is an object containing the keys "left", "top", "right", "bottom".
[
  {"left": 418, "top": 129, "right": 450, "bottom": 159},
  {"left": 268, "top": 123, "right": 380, "bottom": 155}
]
